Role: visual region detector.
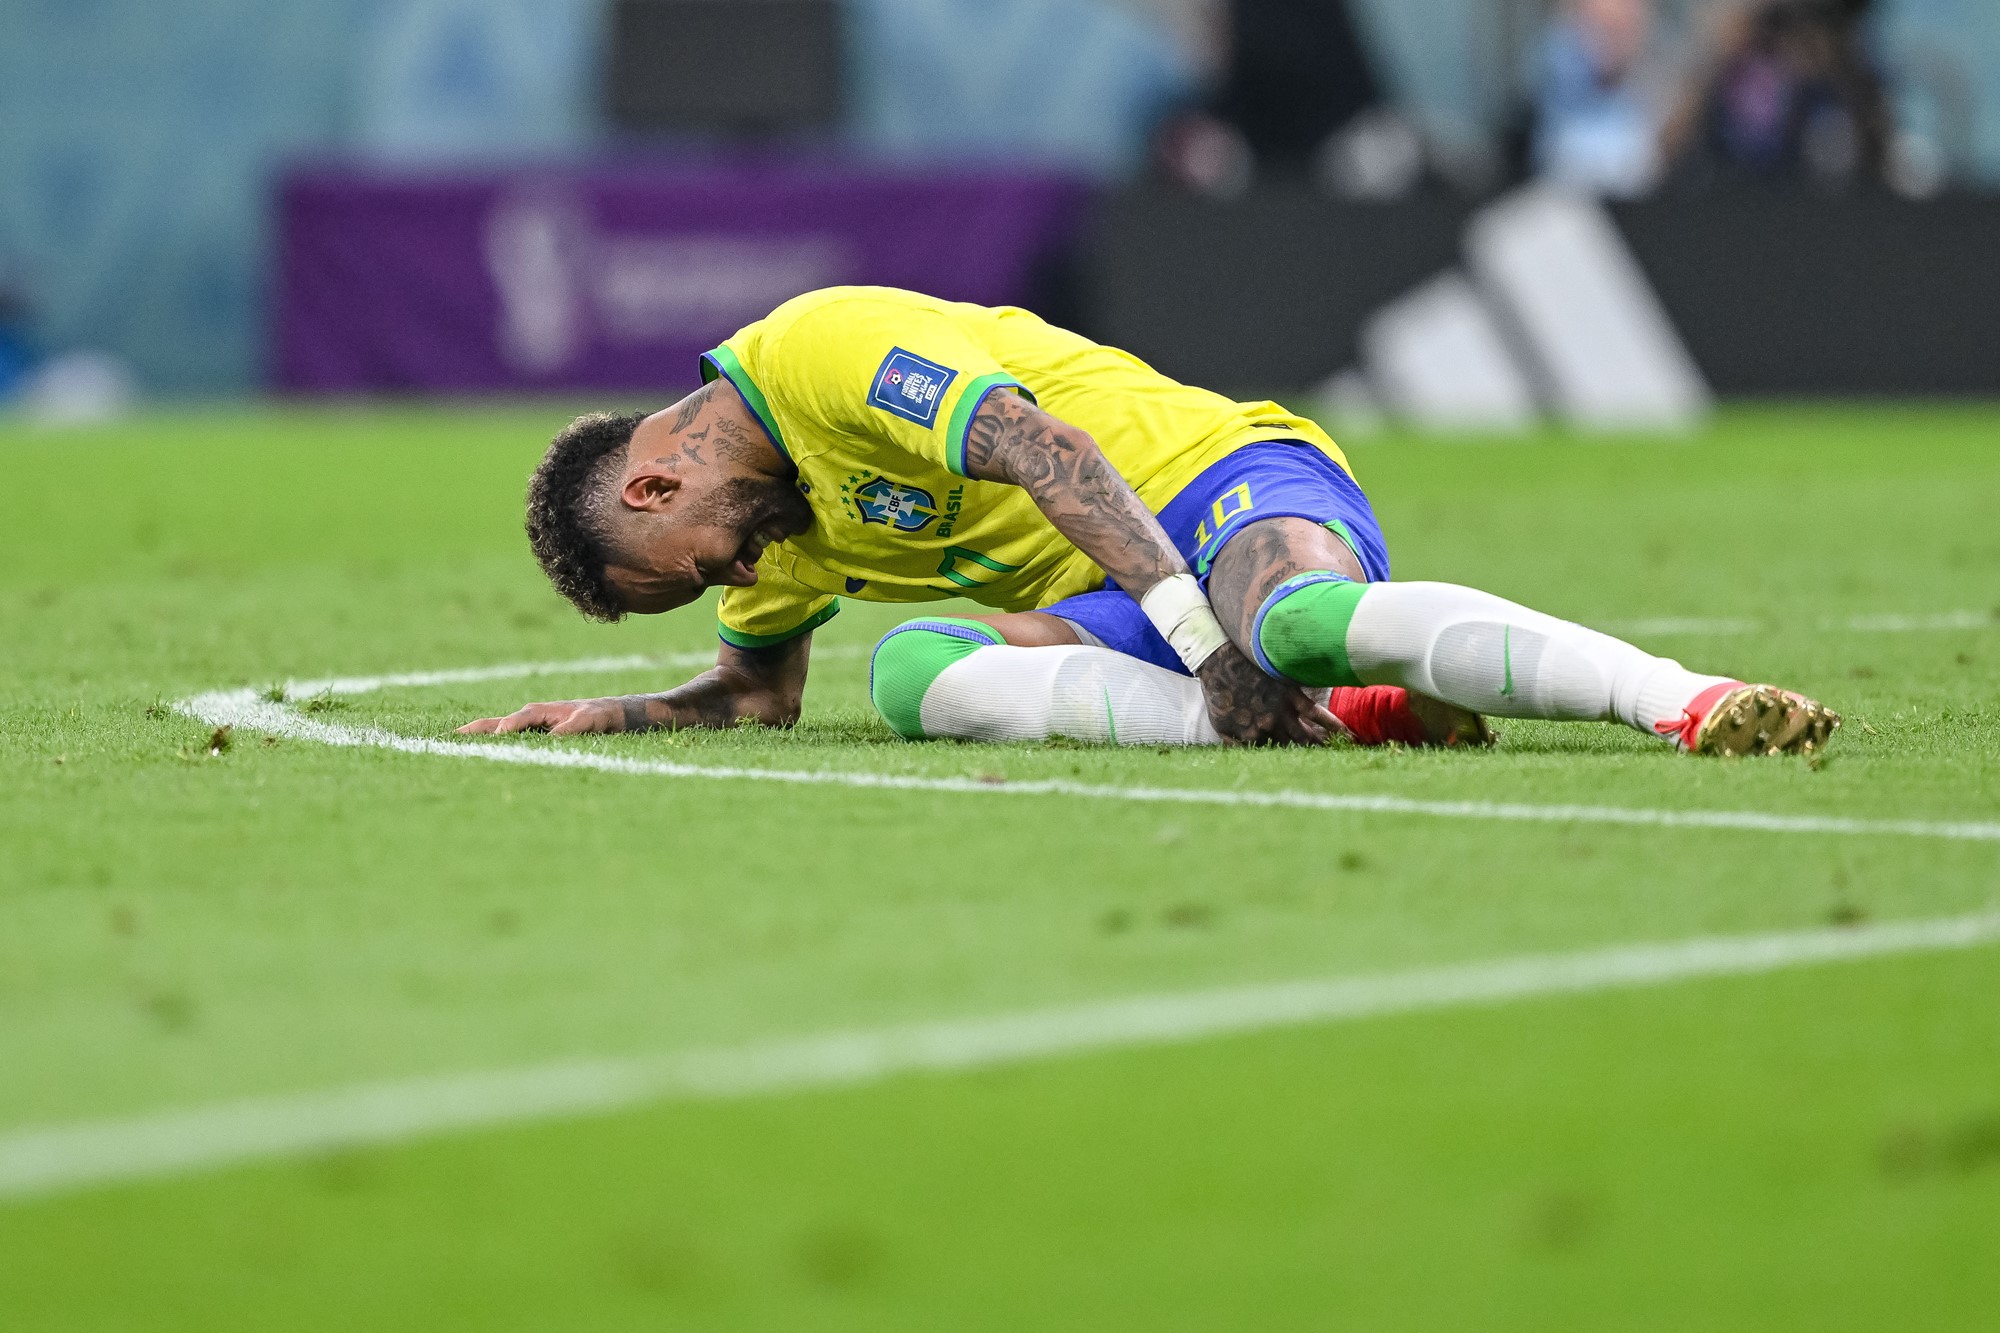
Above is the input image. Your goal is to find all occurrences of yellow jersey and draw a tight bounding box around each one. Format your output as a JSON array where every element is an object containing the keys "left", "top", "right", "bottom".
[{"left": 702, "top": 286, "right": 1347, "bottom": 647}]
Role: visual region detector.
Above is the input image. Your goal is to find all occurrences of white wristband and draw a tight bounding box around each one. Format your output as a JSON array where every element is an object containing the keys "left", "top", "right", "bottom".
[{"left": 1139, "top": 573, "right": 1230, "bottom": 673}]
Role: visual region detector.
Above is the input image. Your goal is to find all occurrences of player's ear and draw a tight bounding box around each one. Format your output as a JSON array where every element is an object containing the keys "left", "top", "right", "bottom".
[{"left": 621, "top": 469, "right": 682, "bottom": 512}]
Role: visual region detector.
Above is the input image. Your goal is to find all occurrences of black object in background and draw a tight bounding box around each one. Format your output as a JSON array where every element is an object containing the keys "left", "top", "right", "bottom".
[
  {"left": 1612, "top": 194, "right": 1995, "bottom": 396},
  {"left": 607, "top": 0, "right": 844, "bottom": 138},
  {"left": 1084, "top": 185, "right": 2000, "bottom": 396},
  {"left": 1213, "top": 0, "right": 1384, "bottom": 167},
  {"left": 1085, "top": 185, "right": 1470, "bottom": 389}
]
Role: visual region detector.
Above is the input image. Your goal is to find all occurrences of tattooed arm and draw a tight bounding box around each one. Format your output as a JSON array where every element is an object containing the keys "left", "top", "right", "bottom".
[
  {"left": 457, "top": 635, "right": 811, "bottom": 735},
  {"left": 962, "top": 391, "right": 1185, "bottom": 594},
  {"left": 961, "top": 392, "right": 1332, "bottom": 746}
]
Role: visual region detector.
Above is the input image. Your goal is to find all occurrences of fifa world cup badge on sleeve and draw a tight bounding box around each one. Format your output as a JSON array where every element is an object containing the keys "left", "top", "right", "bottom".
[{"left": 869, "top": 348, "right": 958, "bottom": 427}]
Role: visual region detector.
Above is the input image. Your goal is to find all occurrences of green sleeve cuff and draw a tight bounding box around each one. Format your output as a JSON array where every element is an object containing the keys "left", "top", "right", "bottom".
[
  {"left": 717, "top": 600, "right": 840, "bottom": 650},
  {"left": 944, "top": 374, "right": 1036, "bottom": 477}
]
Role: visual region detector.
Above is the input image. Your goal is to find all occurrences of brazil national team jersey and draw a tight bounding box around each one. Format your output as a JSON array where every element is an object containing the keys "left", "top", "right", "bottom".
[{"left": 702, "top": 286, "right": 1349, "bottom": 648}]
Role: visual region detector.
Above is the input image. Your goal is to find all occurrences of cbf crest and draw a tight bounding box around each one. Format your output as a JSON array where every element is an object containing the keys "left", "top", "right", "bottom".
[{"left": 841, "top": 474, "right": 938, "bottom": 533}]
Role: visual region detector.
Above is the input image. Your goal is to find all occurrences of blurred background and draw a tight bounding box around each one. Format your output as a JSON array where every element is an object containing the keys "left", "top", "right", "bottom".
[{"left": 1, "top": 0, "right": 1995, "bottom": 428}]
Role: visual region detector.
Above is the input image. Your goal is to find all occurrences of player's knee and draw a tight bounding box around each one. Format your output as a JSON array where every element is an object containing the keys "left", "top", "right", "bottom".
[
  {"left": 1252, "top": 572, "right": 1369, "bottom": 688},
  {"left": 869, "top": 619, "right": 1002, "bottom": 740}
]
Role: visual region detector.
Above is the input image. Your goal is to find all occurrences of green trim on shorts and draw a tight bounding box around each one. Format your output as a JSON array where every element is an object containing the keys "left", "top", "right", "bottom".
[{"left": 1325, "top": 518, "right": 1359, "bottom": 562}]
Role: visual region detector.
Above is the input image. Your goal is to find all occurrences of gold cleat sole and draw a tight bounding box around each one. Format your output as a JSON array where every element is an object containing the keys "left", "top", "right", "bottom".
[
  {"left": 1692, "top": 684, "right": 1841, "bottom": 757},
  {"left": 1405, "top": 692, "right": 1497, "bottom": 748}
]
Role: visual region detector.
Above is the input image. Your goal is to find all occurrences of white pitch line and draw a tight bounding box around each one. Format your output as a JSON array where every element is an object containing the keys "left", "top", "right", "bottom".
[
  {"left": 1842, "top": 610, "right": 1997, "bottom": 633},
  {"left": 1606, "top": 609, "right": 1996, "bottom": 637},
  {"left": 1605, "top": 616, "right": 1762, "bottom": 637},
  {"left": 177, "top": 687, "right": 2000, "bottom": 843},
  {"left": 281, "top": 654, "right": 676, "bottom": 700},
  {"left": 4, "top": 909, "right": 1997, "bottom": 1203},
  {"left": 280, "top": 646, "right": 864, "bottom": 701}
]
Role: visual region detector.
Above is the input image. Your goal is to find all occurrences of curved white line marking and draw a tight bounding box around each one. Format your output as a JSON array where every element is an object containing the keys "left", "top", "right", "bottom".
[
  {"left": 4, "top": 909, "right": 1997, "bottom": 1202},
  {"left": 1605, "top": 616, "right": 1763, "bottom": 637},
  {"left": 175, "top": 666, "right": 2000, "bottom": 842},
  {"left": 279, "top": 646, "right": 864, "bottom": 701},
  {"left": 1606, "top": 609, "right": 1997, "bottom": 637},
  {"left": 1841, "top": 611, "right": 1997, "bottom": 633}
]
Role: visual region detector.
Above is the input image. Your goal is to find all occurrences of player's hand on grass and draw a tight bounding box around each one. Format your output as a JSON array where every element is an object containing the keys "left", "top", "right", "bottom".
[
  {"left": 1195, "top": 642, "right": 1340, "bottom": 746},
  {"left": 457, "top": 697, "right": 647, "bottom": 736}
]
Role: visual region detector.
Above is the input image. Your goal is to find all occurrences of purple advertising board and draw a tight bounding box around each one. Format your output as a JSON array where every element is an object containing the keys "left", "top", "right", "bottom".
[{"left": 274, "top": 161, "right": 1086, "bottom": 393}]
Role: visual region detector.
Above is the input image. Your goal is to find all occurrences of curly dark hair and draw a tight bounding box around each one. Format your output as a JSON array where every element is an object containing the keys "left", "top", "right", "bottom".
[{"left": 525, "top": 411, "right": 648, "bottom": 623}]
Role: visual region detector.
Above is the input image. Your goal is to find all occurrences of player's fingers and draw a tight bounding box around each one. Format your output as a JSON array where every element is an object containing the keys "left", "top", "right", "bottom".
[
  {"left": 1284, "top": 708, "right": 1332, "bottom": 747},
  {"left": 455, "top": 717, "right": 503, "bottom": 734},
  {"left": 1278, "top": 683, "right": 1313, "bottom": 711},
  {"left": 491, "top": 703, "right": 566, "bottom": 734},
  {"left": 1269, "top": 689, "right": 1325, "bottom": 745},
  {"left": 1307, "top": 702, "right": 1350, "bottom": 741},
  {"left": 1260, "top": 699, "right": 1304, "bottom": 745},
  {"left": 547, "top": 704, "right": 617, "bottom": 736}
]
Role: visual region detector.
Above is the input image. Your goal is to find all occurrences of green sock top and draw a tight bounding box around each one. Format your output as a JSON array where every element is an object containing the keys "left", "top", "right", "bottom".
[
  {"left": 870, "top": 618, "right": 1002, "bottom": 739},
  {"left": 1251, "top": 573, "right": 1368, "bottom": 688}
]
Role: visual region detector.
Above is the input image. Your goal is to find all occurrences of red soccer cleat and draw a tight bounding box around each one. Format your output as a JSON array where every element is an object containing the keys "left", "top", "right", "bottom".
[{"left": 1325, "top": 686, "right": 1495, "bottom": 748}]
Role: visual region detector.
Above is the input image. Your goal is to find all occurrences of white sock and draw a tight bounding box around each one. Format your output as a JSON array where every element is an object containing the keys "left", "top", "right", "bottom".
[
  {"left": 1344, "top": 582, "right": 1736, "bottom": 738},
  {"left": 918, "top": 644, "right": 1223, "bottom": 745}
]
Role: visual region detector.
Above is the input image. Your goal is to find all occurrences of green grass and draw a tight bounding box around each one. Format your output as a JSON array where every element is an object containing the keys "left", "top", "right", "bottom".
[{"left": 2, "top": 402, "right": 1997, "bottom": 1329}]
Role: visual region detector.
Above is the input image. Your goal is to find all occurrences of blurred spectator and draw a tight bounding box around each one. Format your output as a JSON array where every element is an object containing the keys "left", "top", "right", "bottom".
[
  {"left": 1154, "top": 0, "right": 1392, "bottom": 195},
  {"left": 1117, "top": 0, "right": 1230, "bottom": 86},
  {"left": 1531, "top": 0, "right": 1676, "bottom": 198},
  {"left": 0, "top": 281, "right": 33, "bottom": 402},
  {"left": 1666, "top": 0, "right": 1892, "bottom": 187},
  {"left": 1211, "top": 0, "right": 1385, "bottom": 169}
]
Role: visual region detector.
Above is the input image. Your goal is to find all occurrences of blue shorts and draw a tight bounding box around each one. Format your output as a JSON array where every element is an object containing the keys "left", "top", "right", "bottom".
[{"left": 1044, "top": 441, "right": 1390, "bottom": 677}]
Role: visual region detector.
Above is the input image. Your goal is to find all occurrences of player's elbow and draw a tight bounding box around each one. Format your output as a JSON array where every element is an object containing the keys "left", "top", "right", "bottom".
[
  {"left": 712, "top": 659, "right": 803, "bottom": 728},
  {"left": 743, "top": 692, "right": 802, "bottom": 729}
]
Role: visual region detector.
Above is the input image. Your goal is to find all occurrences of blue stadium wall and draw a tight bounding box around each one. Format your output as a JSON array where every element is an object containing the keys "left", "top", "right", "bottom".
[
  {"left": 0, "top": 0, "right": 603, "bottom": 395},
  {"left": 0, "top": 0, "right": 1189, "bottom": 395}
]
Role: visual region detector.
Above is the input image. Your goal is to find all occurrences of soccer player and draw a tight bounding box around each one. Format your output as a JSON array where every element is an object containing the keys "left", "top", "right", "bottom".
[{"left": 461, "top": 287, "right": 1836, "bottom": 756}]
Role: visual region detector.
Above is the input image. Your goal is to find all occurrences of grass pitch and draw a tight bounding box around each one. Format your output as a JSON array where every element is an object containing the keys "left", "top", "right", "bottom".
[{"left": 2, "top": 403, "right": 1997, "bottom": 1330}]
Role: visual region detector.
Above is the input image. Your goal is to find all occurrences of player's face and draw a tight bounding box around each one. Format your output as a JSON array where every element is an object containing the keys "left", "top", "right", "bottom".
[{"left": 606, "top": 474, "right": 810, "bottom": 615}]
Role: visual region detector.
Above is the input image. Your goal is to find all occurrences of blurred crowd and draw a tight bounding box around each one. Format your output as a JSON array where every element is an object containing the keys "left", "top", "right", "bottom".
[
  {"left": 1155, "top": 0, "right": 1938, "bottom": 200},
  {"left": 0, "top": 0, "right": 1987, "bottom": 401},
  {"left": 1532, "top": 0, "right": 1898, "bottom": 196}
]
